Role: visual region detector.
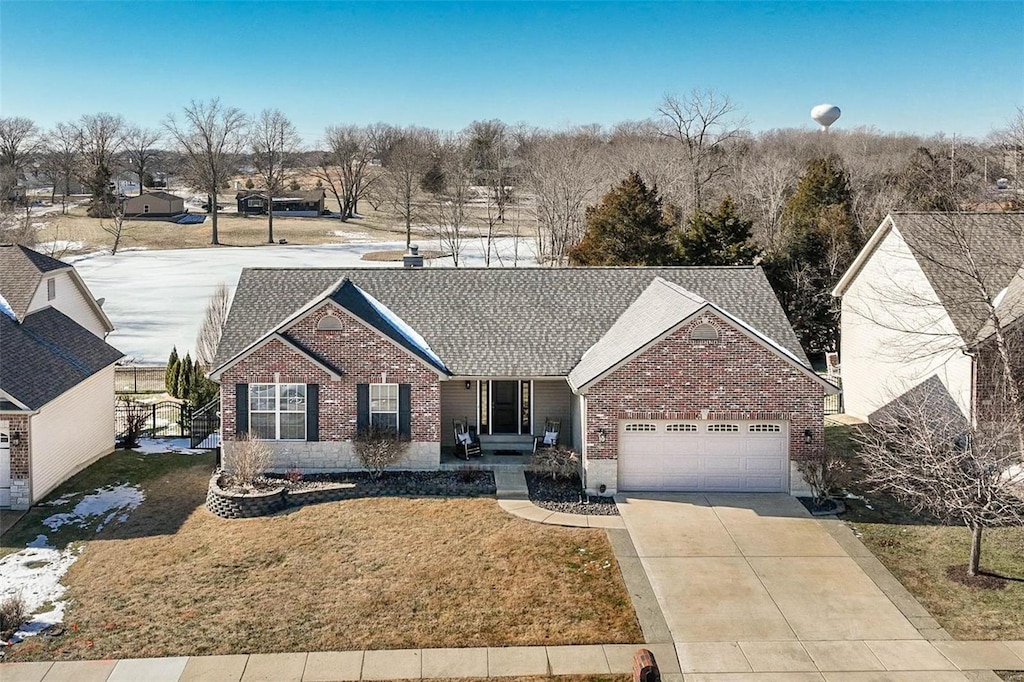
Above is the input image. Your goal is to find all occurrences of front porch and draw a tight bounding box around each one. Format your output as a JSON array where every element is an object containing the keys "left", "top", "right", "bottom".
[{"left": 439, "top": 450, "right": 534, "bottom": 470}]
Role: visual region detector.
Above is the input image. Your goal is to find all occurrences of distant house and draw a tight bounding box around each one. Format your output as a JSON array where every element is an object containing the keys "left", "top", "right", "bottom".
[
  {"left": 0, "top": 245, "right": 123, "bottom": 510},
  {"left": 236, "top": 189, "right": 326, "bottom": 217},
  {"left": 123, "top": 191, "right": 185, "bottom": 218}
]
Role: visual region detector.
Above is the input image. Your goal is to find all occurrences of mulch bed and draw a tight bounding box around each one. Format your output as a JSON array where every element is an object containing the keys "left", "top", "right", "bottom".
[
  {"left": 945, "top": 564, "right": 1012, "bottom": 590},
  {"left": 797, "top": 496, "right": 847, "bottom": 516},
  {"left": 262, "top": 470, "right": 497, "bottom": 497},
  {"left": 524, "top": 472, "right": 619, "bottom": 516}
]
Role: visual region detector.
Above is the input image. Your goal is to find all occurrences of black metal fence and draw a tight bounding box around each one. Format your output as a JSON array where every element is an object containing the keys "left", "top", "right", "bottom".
[
  {"left": 190, "top": 397, "right": 221, "bottom": 449},
  {"left": 115, "top": 399, "right": 188, "bottom": 438},
  {"left": 824, "top": 376, "right": 844, "bottom": 416},
  {"left": 115, "top": 365, "right": 167, "bottom": 394}
]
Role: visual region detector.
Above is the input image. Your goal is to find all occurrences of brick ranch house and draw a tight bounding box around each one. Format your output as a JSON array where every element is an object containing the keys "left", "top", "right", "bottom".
[
  {"left": 1, "top": 244, "right": 123, "bottom": 510},
  {"left": 210, "top": 267, "right": 838, "bottom": 495}
]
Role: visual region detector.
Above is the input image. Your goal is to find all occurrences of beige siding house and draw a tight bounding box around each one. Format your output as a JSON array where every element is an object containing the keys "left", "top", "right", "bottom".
[
  {"left": 123, "top": 191, "right": 185, "bottom": 217},
  {"left": 833, "top": 212, "right": 1024, "bottom": 422},
  {"left": 0, "top": 245, "right": 123, "bottom": 509}
]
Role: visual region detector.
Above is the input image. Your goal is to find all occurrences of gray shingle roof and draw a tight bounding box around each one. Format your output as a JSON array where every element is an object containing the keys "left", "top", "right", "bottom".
[
  {"left": 0, "top": 307, "right": 124, "bottom": 409},
  {"left": 0, "top": 244, "right": 70, "bottom": 320},
  {"left": 569, "top": 278, "right": 708, "bottom": 389},
  {"left": 890, "top": 212, "right": 1024, "bottom": 342},
  {"left": 216, "top": 266, "right": 806, "bottom": 377}
]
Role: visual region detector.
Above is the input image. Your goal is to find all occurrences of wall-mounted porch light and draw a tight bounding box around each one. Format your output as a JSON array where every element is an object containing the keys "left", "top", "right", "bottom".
[
  {"left": 597, "top": 428, "right": 607, "bottom": 443},
  {"left": 803, "top": 428, "right": 813, "bottom": 445},
  {"left": 11, "top": 432, "right": 22, "bottom": 448},
  {"left": 464, "top": 380, "right": 472, "bottom": 390}
]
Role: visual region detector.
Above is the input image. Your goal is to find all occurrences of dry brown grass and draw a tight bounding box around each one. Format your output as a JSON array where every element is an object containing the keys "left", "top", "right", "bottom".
[{"left": 6, "top": 456, "right": 640, "bottom": 662}]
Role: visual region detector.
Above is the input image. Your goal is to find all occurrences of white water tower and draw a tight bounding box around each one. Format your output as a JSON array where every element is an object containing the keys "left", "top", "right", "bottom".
[{"left": 811, "top": 103, "right": 841, "bottom": 131}]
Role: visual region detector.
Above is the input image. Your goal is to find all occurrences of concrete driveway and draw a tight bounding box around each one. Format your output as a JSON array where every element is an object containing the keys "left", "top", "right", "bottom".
[{"left": 616, "top": 493, "right": 923, "bottom": 643}]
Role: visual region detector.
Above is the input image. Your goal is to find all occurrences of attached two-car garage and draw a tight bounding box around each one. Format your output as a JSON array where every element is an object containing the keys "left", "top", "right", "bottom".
[{"left": 617, "top": 419, "right": 790, "bottom": 493}]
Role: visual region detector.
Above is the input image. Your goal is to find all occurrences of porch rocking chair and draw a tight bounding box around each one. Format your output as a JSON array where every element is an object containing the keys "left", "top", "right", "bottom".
[
  {"left": 533, "top": 419, "right": 561, "bottom": 454},
  {"left": 453, "top": 418, "right": 482, "bottom": 460}
]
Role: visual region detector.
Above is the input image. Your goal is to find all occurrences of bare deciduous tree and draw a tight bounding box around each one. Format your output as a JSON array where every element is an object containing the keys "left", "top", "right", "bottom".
[
  {"left": 75, "top": 113, "right": 125, "bottom": 217},
  {"left": 657, "top": 89, "right": 748, "bottom": 214},
  {"left": 857, "top": 384, "right": 1023, "bottom": 577},
  {"left": 0, "top": 116, "right": 39, "bottom": 208},
  {"left": 378, "top": 125, "right": 434, "bottom": 248},
  {"left": 251, "top": 109, "right": 301, "bottom": 244},
  {"left": 741, "top": 152, "right": 797, "bottom": 251},
  {"left": 39, "top": 122, "right": 79, "bottom": 213},
  {"left": 98, "top": 194, "right": 132, "bottom": 255},
  {"left": 164, "top": 99, "right": 249, "bottom": 245},
  {"left": 312, "top": 125, "right": 376, "bottom": 221},
  {"left": 428, "top": 135, "right": 472, "bottom": 266},
  {"left": 195, "top": 283, "right": 232, "bottom": 367},
  {"left": 122, "top": 125, "right": 162, "bottom": 196}
]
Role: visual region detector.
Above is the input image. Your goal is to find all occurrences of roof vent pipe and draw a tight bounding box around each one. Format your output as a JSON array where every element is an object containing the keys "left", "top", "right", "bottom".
[{"left": 403, "top": 244, "right": 423, "bottom": 268}]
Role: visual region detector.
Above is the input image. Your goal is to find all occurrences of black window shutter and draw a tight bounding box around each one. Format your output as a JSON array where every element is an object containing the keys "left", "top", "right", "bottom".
[
  {"left": 356, "top": 383, "right": 369, "bottom": 433},
  {"left": 235, "top": 383, "right": 249, "bottom": 435},
  {"left": 306, "top": 384, "right": 319, "bottom": 442},
  {"left": 399, "top": 384, "right": 412, "bottom": 439}
]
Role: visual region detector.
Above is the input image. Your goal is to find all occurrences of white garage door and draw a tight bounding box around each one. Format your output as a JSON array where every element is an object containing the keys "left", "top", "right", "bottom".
[{"left": 618, "top": 419, "right": 789, "bottom": 492}]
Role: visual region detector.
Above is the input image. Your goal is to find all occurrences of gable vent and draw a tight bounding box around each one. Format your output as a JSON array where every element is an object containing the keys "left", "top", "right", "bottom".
[
  {"left": 317, "top": 314, "right": 343, "bottom": 331},
  {"left": 690, "top": 323, "right": 719, "bottom": 341}
]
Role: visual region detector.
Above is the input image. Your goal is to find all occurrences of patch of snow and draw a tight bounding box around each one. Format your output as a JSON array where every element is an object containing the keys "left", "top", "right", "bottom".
[
  {"left": 0, "top": 293, "right": 14, "bottom": 319},
  {"left": 354, "top": 284, "right": 447, "bottom": 370},
  {"left": 41, "top": 484, "right": 145, "bottom": 533},
  {"left": 132, "top": 437, "right": 207, "bottom": 455},
  {"left": 27, "top": 535, "right": 54, "bottom": 549},
  {"left": 35, "top": 240, "right": 84, "bottom": 254},
  {"left": 42, "top": 492, "right": 80, "bottom": 507},
  {"left": 69, "top": 239, "right": 538, "bottom": 362},
  {"left": 196, "top": 433, "right": 221, "bottom": 449},
  {"left": 331, "top": 230, "right": 371, "bottom": 241},
  {"left": 0, "top": 544, "right": 79, "bottom": 641}
]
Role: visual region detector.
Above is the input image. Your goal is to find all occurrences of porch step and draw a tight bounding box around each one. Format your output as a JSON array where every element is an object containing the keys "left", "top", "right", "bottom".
[{"left": 479, "top": 434, "right": 534, "bottom": 452}]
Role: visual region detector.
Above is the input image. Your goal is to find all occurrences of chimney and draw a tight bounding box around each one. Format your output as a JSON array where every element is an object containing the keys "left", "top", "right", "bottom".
[{"left": 403, "top": 244, "right": 424, "bottom": 268}]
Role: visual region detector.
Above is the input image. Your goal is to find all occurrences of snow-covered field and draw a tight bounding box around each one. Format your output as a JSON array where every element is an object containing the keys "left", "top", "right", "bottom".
[{"left": 72, "top": 238, "right": 538, "bottom": 363}]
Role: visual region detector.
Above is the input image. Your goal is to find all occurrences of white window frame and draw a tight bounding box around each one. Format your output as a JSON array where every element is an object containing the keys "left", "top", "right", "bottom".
[
  {"left": 369, "top": 383, "right": 399, "bottom": 432},
  {"left": 47, "top": 278, "right": 56, "bottom": 301},
  {"left": 249, "top": 383, "right": 306, "bottom": 441}
]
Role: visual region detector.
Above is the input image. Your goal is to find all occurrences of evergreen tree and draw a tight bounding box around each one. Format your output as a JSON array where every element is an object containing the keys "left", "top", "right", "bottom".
[
  {"left": 175, "top": 352, "right": 194, "bottom": 400},
  {"left": 677, "top": 196, "right": 760, "bottom": 265},
  {"left": 765, "top": 156, "right": 862, "bottom": 354},
  {"left": 568, "top": 171, "right": 674, "bottom": 266},
  {"left": 165, "top": 347, "right": 180, "bottom": 396},
  {"left": 186, "top": 357, "right": 218, "bottom": 407}
]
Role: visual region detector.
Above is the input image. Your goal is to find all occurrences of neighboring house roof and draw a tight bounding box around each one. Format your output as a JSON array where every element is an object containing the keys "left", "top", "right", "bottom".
[
  {"left": 834, "top": 212, "right": 1024, "bottom": 342},
  {"left": 126, "top": 191, "right": 183, "bottom": 203},
  {"left": 0, "top": 307, "right": 124, "bottom": 410},
  {"left": 0, "top": 243, "right": 70, "bottom": 320},
  {"left": 568, "top": 277, "right": 836, "bottom": 393},
  {"left": 215, "top": 267, "right": 808, "bottom": 377},
  {"left": 977, "top": 264, "right": 1024, "bottom": 342}
]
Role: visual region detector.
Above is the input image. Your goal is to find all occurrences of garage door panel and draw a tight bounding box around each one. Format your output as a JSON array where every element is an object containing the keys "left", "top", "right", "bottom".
[{"left": 618, "top": 419, "right": 788, "bottom": 493}]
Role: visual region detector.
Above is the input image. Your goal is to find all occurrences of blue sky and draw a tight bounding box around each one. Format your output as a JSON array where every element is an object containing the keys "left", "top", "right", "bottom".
[{"left": 1, "top": 1, "right": 1022, "bottom": 140}]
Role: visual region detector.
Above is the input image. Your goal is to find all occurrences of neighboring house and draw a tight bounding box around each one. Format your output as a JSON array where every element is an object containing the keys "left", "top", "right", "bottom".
[
  {"left": 122, "top": 191, "right": 186, "bottom": 217},
  {"left": 0, "top": 244, "right": 123, "bottom": 509},
  {"left": 236, "top": 189, "right": 326, "bottom": 217},
  {"left": 210, "top": 267, "right": 837, "bottom": 495},
  {"left": 833, "top": 212, "right": 1024, "bottom": 423}
]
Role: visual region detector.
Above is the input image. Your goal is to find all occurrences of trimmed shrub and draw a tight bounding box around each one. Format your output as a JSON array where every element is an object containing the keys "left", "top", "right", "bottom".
[
  {"left": 224, "top": 433, "right": 273, "bottom": 491},
  {"left": 353, "top": 424, "right": 410, "bottom": 480},
  {"left": 529, "top": 446, "right": 581, "bottom": 481}
]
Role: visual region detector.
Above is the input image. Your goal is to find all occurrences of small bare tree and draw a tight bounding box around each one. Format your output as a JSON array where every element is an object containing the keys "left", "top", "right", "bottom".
[
  {"left": 99, "top": 194, "right": 132, "bottom": 254},
  {"left": 39, "top": 122, "right": 79, "bottom": 213},
  {"left": 657, "top": 89, "right": 748, "bottom": 214},
  {"left": 164, "top": 99, "right": 249, "bottom": 245},
  {"left": 75, "top": 113, "right": 125, "bottom": 217},
  {"left": 353, "top": 424, "right": 410, "bottom": 480},
  {"left": 224, "top": 432, "right": 273, "bottom": 491},
  {"left": 380, "top": 126, "right": 434, "bottom": 248},
  {"left": 857, "top": 386, "right": 1023, "bottom": 576},
  {"left": 251, "top": 109, "right": 301, "bottom": 243},
  {"left": 313, "top": 124, "right": 376, "bottom": 220},
  {"left": 195, "top": 283, "right": 231, "bottom": 367},
  {"left": 122, "top": 125, "right": 162, "bottom": 195},
  {"left": 428, "top": 136, "right": 472, "bottom": 266},
  {"left": 0, "top": 116, "right": 40, "bottom": 209}
]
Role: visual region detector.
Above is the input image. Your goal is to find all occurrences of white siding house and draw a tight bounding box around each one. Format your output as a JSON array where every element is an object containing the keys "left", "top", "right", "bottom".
[
  {"left": 1, "top": 244, "right": 122, "bottom": 510},
  {"left": 834, "top": 212, "right": 1024, "bottom": 422}
]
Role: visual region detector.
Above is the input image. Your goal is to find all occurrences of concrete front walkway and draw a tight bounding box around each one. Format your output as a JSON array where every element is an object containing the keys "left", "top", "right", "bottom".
[{"left": 493, "top": 468, "right": 625, "bottom": 528}]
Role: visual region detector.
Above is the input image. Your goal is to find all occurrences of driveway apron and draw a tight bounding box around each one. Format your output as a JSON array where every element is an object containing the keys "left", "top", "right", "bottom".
[{"left": 616, "top": 493, "right": 922, "bottom": 643}]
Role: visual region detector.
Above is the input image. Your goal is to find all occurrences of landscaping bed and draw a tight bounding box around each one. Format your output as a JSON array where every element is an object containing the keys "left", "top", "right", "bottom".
[
  {"left": 3, "top": 452, "right": 640, "bottom": 662},
  {"left": 525, "top": 472, "right": 619, "bottom": 516}
]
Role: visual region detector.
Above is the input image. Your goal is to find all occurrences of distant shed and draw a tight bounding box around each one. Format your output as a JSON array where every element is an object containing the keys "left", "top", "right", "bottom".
[{"left": 123, "top": 191, "right": 185, "bottom": 217}]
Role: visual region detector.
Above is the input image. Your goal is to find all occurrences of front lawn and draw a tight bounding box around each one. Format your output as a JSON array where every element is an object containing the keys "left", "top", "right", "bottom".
[
  {"left": 3, "top": 450, "right": 641, "bottom": 661},
  {"left": 828, "top": 422, "right": 1024, "bottom": 640}
]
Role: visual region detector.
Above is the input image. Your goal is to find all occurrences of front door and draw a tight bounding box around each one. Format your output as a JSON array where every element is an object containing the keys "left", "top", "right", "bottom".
[
  {"left": 0, "top": 421, "right": 11, "bottom": 507},
  {"left": 491, "top": 381, "right": 519, "bottom": 434}
]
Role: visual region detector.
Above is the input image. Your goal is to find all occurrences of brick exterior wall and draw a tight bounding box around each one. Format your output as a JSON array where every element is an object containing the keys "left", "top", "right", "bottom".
[
  {"left": 583, "top": 313, "right": 824, "bottom": 475},
  {"left": 3, "top": 413, "right": 31, "bottom": 509},
  {"left": 220, "top": 304, "right": 441, "bottom": 471}
]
